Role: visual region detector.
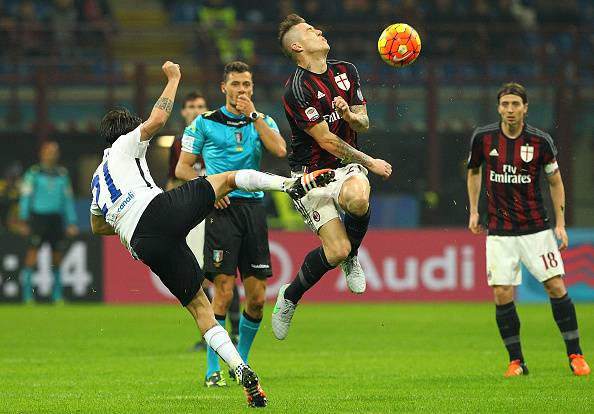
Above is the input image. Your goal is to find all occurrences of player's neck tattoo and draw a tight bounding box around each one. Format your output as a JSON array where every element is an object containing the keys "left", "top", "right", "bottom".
[{"left": 154, "top": 97, "right": 173, "bottom": 114}]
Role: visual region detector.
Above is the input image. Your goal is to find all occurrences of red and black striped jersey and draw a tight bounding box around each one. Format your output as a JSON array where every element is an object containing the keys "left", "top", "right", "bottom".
[
  {"left": 168, "top": 134, "right": 204, "bottom": 180},
  {"left": 282, "top": 60, "right": 366, "bottom": 171},
  {"left": 467, "top": 123, "right": 559, "bottom": 236}
]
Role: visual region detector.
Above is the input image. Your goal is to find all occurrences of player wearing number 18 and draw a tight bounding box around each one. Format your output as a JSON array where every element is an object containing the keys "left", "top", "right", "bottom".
[{"left": 467, "top": 82, "right": 590, "bottom": 377}]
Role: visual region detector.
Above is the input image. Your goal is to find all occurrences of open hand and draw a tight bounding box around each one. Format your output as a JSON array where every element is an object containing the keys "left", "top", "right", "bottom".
[
  {"left": 555, "top": 225, "right": 568, "bottom": 250},
  {"left": 236, "top": 94, "right": 256, "bottom": 117},
  {"left": 214, "top": 196, "right": 231, "bottom": 209}
]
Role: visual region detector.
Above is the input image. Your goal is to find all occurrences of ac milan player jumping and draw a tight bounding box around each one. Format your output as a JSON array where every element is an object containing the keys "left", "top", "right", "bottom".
[
  {"left": 272, "top": 14, "right": 392, "bottom": 340},
  {"left": 467, "top": 82, "right": 590, "bottom": 377}
]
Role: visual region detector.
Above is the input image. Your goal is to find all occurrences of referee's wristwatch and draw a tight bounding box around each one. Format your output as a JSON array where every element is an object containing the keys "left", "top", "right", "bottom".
[{"left": 249, "top": 111, "right": 259, "bottom": 121}]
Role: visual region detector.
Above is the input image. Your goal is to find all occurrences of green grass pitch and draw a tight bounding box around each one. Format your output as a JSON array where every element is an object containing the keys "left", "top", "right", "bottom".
[{"left": 1, "top": 303, "right": 592, "bottom": 413}]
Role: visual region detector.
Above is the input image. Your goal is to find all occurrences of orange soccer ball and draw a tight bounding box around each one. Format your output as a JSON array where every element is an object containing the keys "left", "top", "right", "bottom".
[{"left": 377, "top": 23, "right": 422, "bottom": 67}]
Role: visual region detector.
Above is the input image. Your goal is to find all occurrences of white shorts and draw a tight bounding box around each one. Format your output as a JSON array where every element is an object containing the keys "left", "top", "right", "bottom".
[
  {"left": 292, "top": 163, "right": 369, "bottom": 233},
  {"left": 486, "top": 229, "right": 565, "bottom": 286},
  {"left": 186, "top": 220, "right": 205, "bottom": 268}
]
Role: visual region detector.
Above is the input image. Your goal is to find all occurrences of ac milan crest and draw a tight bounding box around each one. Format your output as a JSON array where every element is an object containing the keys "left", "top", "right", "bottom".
[
  {"left": 520, "top": 144, "right": 534, "bottom": 163},
  {"left": 334, "top": 73, "right": 350, "bottom": 91}
]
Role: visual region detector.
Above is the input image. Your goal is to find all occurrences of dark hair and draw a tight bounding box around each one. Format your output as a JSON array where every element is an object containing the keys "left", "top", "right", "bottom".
[
  {"left": 222, "top": 61, "right": 251, "bottom": 82},
  {"left": 497, "top": 82, "right": 528, "bottom": 104},
  {"left": 182, "top": 91, "right": 206, "bottom": 108},
  {"left": 99, "top": 108, "right": 142, "bottom": 146},
  {"left": 278, "top": 14, "right": 306, "bottom": 58}
]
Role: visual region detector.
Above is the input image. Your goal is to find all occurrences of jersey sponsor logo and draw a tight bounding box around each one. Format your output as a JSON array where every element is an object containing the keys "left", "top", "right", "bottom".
[
  {"left": 317, "top": 90, "right": 326, "bottom": 99},
  {"left": 334, "top": 73, "right": 350, "bottom": 91},
  {"left": 520, "top": 144, "right": 534, "bottom": 162},
  {"left": 323, "top": 110, "right": 342, "bottom": 124},
  {"left": 116, "top": 191, "right": 135, "bottom": 213},
  {"left": 489, "top": 164, "right": 532, "bottom": 184},
  {"left": 489, "top": 148, "right": 499, "bottom": 157},
  {"left": 305, "top": 106, "right": 320, "bottom": 121}
]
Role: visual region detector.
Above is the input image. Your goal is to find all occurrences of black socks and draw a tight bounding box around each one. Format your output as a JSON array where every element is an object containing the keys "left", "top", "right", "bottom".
[
  {"left": 495, "top": 302, "right": 524, "bottom": 362},
  {"left": 284, "top": 246, "right": 336, "bottom": 304},
  {"left": 550, "top": 294, "right": 582, "bottom": 356},
  {"left": 344, "top": 208, "right": 371, "bottom": 257}
]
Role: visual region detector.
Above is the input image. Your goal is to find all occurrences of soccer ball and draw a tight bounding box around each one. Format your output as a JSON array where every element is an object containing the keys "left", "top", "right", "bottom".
[{"left": 377, "top": 23, "right": 422, "bottom": 67}]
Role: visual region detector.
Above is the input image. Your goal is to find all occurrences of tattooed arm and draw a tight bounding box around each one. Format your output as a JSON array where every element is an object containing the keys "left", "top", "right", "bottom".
[
  {"left": 333, "top": 97, "right": 369, "bottom": 133},
  {"left": 305, "top": 121, "right": 392, "bottom": 179},
  {"left": 140, "top": 61, "right": 181, "bottom": 141}
]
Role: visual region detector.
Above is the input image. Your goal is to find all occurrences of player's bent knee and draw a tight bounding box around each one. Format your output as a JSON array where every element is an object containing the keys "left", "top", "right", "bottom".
[
  {"left": 325, "top": 239, "right": 351, "bottom": 265},
  {"left": 544, "top": 276, "right": 566, "bottom": 298}
]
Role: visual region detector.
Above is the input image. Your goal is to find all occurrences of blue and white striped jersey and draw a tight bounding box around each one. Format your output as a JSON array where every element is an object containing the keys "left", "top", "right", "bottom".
[{"left": 90, "top": 125, "right": 162, "bottom": 254}]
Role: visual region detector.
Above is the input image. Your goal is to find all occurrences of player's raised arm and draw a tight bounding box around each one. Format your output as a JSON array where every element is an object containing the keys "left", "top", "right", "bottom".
[
  {"left": 140, "top": 61, "right": 181, "bottom": 141},
  {"left": 304, "top": 121, "right": 391, "bottom": 179}
]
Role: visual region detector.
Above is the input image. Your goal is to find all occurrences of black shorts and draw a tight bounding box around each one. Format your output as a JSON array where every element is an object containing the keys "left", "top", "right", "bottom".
[
  {"left": 28, "top": 213, "right": 67, "bottom": 251},
  {"left": 204, "top": 198, "right": 272, "bottom": 281},
  {"left": 130, "top": 178, "right": 215, "bottom": 306}
]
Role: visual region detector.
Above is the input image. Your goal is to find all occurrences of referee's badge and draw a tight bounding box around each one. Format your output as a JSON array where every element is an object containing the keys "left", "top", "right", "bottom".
[
  {"left": 235, "top": 131, "right": 242, "bottom": 144},
  {"left": 520, "top": 144, "right": 534, "bottom": 163},
  {"left": 213, "top": 250, "right": 224, "bottom": 267}
]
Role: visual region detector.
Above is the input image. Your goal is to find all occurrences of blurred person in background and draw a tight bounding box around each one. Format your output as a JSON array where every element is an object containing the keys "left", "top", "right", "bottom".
[
  {"left": 19, "top": 141, "right": 78, "bottom": 304},
  {"left": 176, "top": 61, "right": 287, "bottom": 387},
  {"left": 167, "top": 91, "right": 242, "bottom": 352},
  {"left": 467, "top": 82, "right": 590, "bottom": 377}
]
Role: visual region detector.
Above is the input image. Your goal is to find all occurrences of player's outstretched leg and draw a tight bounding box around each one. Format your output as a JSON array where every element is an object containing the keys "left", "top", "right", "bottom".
[
  {"left": 186, "top": 289, "right": 267, "bottom": 406},
  {"left": 206, "top": 168, "right": 335, "bottom": 203},
  {"left": 544, "top": 277, "right": 591, "bottom": 376}
]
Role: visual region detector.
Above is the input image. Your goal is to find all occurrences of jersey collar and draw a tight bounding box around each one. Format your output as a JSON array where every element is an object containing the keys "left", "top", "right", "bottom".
[{"left": 220, "top": 105, "right": 246, "bottom": 120}]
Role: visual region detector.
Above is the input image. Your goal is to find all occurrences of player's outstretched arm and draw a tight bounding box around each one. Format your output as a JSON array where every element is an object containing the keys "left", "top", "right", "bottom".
[
  {"left": 547, "top": 170, "right": 568, "bottom": 250},
  {"left": 467, "top": 167, "right": 483, "bottom": 234},
  {"left": 333, "top": 97, "right": 369, "bottom": 133},
  {"left": 305, "top": 121, "right": 391, "bottom": 179},
  {"left": 140, "top": 61, "right": 181, "bottom": 141},
  {"left": 90, "top": 214, "right": 116, "bottom": 236}
]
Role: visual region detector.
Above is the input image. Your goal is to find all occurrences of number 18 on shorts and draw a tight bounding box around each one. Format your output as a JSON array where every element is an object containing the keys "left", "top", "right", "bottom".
[{"left": 486, "top": 229, "right": 565, "bottom": 286}]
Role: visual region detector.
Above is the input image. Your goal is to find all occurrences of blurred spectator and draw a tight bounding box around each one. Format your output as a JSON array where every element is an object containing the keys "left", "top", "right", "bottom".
[
  {"left": 0, "top": 161, "right": 23, "bottom": 235},
  {"left": 197, "top": 0, "right": 254, "bottom": 63},
  {"left": 425, "top": 0, "right": 460, "bottom": 57},
  {"left": 75, "top": 0, "right": 113, "bottom": 56},
  {"left": 14, "top": 0, "right": 46, "bottom": 57},
  {"left": 0, "top": 0, "right": 15, "bottom": 57},
  {"left": 48, "top": 0, "right": 77, "bottom": 58},
  {"left": 18, "top": 142, "right": 78, "bottom": 304}
]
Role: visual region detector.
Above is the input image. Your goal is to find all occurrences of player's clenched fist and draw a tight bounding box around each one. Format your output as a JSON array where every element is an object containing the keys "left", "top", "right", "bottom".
[
  {"left": 333, "top": 96, "right": 352, "bottom": 120},
  {"left": 369, "top": 158, "right": 392, "bottom": 179},
  {"left": 162, "top": 61, "right": 181, "bottom": 80}
]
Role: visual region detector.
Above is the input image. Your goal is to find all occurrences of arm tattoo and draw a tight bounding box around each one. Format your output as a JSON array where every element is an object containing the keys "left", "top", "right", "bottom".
[
  {"left": 154, "top": 97, "right": 173, "bottom": 114},
  {"left": 336, "top": 139, "right": 373, "bottom": 166},
  {"left": 348, "top": 105, "right": 369, "bottom": 131}
]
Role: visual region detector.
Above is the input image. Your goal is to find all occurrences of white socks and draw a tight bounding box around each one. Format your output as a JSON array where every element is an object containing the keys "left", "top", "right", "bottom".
[
  {"left": 234, "top": 169, "right": 287, "bottom": 192},
  {"left": 203, "top": 325, "right": 243, "bottom": 371}
]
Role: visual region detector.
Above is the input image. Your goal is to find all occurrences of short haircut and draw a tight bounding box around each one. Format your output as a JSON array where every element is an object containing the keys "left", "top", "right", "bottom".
[
  {"left": 278, "top": 14, "right": 306, "bottom": 58},
  {"left": 497, "top": 82, "right": 528, "bottom": 104},
  {"left": 182, "top": 91, "right": 206, "bottom": 108},
  {"left": 222, "top": 61, "right": 251, "bottom": 82},
  {"left": 99, "top": 108, "right": 142, "bottom": 146}
]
